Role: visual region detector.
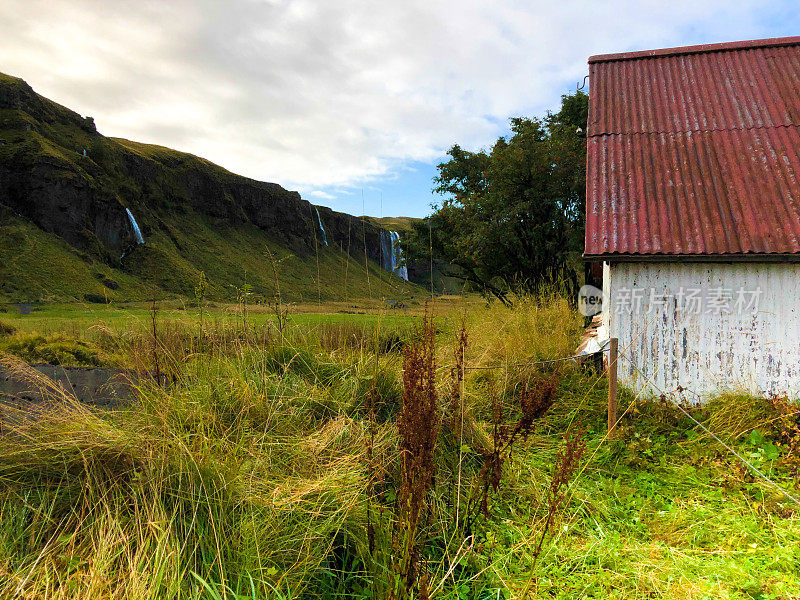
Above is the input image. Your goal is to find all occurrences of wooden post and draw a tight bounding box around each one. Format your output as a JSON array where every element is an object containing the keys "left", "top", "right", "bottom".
[{"left": 607, "top": 337, "right": 618, "bottom": 434}]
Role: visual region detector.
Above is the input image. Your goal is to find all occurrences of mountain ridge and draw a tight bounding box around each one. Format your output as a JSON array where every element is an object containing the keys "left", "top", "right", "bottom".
[{"left": 0, "top": 72, "right": 418, "bottom": 303}]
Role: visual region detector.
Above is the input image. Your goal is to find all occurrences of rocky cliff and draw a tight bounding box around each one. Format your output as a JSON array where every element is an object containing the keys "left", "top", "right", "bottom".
[{"left": 0, "top": 73, "right": 401, "bottom": 302}]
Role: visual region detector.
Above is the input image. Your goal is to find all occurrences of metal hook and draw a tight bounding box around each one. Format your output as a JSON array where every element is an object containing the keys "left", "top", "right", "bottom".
[{"left": 577, "top": 75, "right": 589, "bottom": 91}]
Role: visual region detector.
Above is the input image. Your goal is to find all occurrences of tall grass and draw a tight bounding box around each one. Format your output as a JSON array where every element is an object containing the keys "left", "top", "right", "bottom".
[
  {"left": 1, "top": 296, "right": 799, "bottom": 598},
  {"left": 0, "top": 353, "right": 397, "bottom": 599}
]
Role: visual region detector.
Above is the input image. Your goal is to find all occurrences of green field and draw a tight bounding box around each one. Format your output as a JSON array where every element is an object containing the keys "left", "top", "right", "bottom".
[
  {"left": 0, "top": 298, "right": 799, "bottom": 599},
  {"left": 0, "top": 302, "right": 420, "bottom": 335},
  {"left": 0, "top": 299, "right": 429, "bottom": 368}
]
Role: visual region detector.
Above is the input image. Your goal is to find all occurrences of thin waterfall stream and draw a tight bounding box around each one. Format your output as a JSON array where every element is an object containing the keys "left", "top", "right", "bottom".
[
  {"left": 314, "top": 208, "right": 328, "bottom": 246},
  {"left": 125, "top": 208, "right": 145, "bottom": 245}
]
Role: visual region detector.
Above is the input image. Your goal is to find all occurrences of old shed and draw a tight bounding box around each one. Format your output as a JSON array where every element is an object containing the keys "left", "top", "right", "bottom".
[{"left": 585, "top": 36, "right": 800, "bottom": 400}]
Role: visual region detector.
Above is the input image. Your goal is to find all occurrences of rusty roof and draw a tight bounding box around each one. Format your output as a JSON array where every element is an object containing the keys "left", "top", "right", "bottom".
[{"left": 585, "top": 36, "right": 800, "bottom": 258}]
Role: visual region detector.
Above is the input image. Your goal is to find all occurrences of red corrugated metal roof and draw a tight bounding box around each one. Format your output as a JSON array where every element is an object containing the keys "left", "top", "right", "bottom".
[{"left": 585, "top": 36, "right": 800, "bottom": 258}]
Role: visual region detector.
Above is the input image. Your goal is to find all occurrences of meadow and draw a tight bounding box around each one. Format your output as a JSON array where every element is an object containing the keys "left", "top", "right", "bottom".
[{"left": 0, "top": 296, "right": 799, "bottom": 599}]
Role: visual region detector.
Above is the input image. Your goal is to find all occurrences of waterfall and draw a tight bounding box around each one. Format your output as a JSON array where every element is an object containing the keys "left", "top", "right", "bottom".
[
  {"left": 391, "top": 231, "right": 408, "bottom": 280},
  {"left": 125, "top": 208, "right": 145, "bottom": 245},
  {"left": 314, "top": 207, "right": 328, "bottom": 246},
  {"left": 380, "top": 230, "right": 408, "bottom": 281}
]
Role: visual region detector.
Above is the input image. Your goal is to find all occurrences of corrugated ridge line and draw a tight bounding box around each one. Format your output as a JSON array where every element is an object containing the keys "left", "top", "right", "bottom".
[
  {"left": 659, "top": 130, "right": 686, "bottom": 253},
  {"left": 589, "top": 46, "right": 800, "bottom": 135},
  {"left": 633, "top": 126, "right": 651, "bottom": 253},
  {"left": 588, "top": 123, "right": 800, "bottom": 137},
  {"left": 721, "top": 126, "right": 762, "bottom": 253},
  {"left": 758, "top": 48, "right": 794, "bottom": 126},
  {"left": 778, "top": 48, "right": 800, "bottom": 120},
  {"left": 683, "top": 130, "right": 716, "bottom": 253},
  {"left": 589, "top": 36, "right": 800, "bottom": 64}
]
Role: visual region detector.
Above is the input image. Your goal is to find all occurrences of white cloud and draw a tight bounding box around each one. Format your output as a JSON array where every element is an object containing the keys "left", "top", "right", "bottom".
[
  {"left": 305, "top": 190, "right": 335, "bottom": 200},
  {"left": 0, "top": 0, "right": 788, "bottom": 195}
]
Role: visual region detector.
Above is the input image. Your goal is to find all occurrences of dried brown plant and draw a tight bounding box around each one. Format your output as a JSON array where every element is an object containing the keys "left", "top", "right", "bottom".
[
  {"left": 474, "top": 372, "right": 560, "bottom": 522},
  {"left": 391, "top": 310, "right": 440, "bottom": 600},
  {"left": 532, "top": 423, "right": 586, "bottom": 560},
  {"left": 448, "top": 317, "right": 468, "bottom": 429}
]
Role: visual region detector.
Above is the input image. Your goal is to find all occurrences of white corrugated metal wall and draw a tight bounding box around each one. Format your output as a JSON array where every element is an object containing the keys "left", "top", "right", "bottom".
[{"left": 608, "top": 262, "right": 800, "bottom": 401}]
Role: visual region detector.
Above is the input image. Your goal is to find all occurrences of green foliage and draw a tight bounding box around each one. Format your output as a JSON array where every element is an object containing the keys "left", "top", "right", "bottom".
[
  {"left": 0, "top": 202, "right": 414, "bottom": 303},
  {"left": 351, "top": 367, "right": 402, "bottom": 422},
  {"left": 194, "top": 271, "right": 208, "bottom": 306},
  {"left": 367, "top": 216, "right": 421, "bottom": 232},
  {"left": 410, "top": 92, "right": 588, "bottom": 303}
]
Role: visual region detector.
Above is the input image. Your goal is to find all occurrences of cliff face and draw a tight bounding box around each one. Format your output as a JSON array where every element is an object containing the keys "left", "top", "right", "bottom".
[{"left": 0, "top": 72, "right": 389, "bottom": 301}]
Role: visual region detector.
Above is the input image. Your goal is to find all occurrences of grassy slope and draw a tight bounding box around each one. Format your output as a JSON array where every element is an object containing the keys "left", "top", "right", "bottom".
[
  {"left": 0, "top": 209, "right": 154, "bottom": 302},
  {"left": 0, "top": 205, "right": 417, "bottom": 303},
  {"left": 0, "top": 73, "right": 420, "bottom": 303},
  {"left": 367, "top": 216, "right": 421, "bottom": 232},
  {"left": 121, "top": 209, "right": 417, "bottom": 303},
  {"left": 1, "top": 299, "right": 799, "bottom": 598}
]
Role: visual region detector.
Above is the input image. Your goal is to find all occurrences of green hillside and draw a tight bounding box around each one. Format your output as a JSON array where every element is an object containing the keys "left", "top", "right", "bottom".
[
  {"left": 0, "top": 73, "right": 418, "bottom": 303},
  {"left": 367, "top": 216, "right": 421, "bottom": 232}
]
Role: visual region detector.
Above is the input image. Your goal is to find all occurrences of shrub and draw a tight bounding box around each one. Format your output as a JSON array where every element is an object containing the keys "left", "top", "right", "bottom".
[
  {"left": 3, "top": 334, "right": 101, "bottom": 366},
  {"left": 84, "top": 293, "right": 110, "bottom": 304},
  {"left": 93, "top": 272, "right": 119, "bottom": 290}
]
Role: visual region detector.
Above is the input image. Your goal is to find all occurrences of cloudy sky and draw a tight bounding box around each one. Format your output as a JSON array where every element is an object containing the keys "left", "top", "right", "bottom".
[{"left": 1, "top": 0, "right": 798, "bottom": 217}]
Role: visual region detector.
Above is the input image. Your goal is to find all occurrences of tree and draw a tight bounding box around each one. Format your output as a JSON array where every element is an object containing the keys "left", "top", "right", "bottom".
[{"left": 409, "top": 92, "right": 587, "bottom": 304}]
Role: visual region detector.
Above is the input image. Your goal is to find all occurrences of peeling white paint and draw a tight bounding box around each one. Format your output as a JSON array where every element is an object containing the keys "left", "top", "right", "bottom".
[{"left": 608, "top": 262, "right": 800, "bottom": 401}]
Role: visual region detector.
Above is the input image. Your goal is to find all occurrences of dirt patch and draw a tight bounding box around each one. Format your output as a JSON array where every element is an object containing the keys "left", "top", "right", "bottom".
[{"left": 0, "top": 364, "right": 136, "bottom": 408}]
